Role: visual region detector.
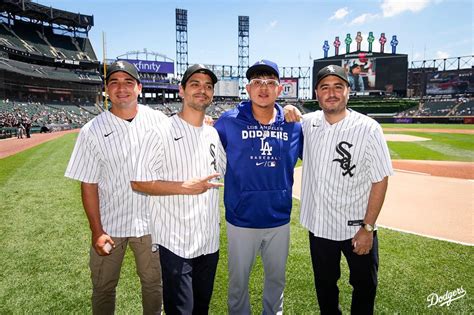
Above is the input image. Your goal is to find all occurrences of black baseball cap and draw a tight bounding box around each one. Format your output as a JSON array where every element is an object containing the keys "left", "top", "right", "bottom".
[
  {"left": 350, "top": 63, "right": 362, "bottom": 72},
  {"left": 181, "top": 64, "right": 218, "bottom": 86},
  {"left": 315, "top": 65, "right": 349, "bottom": 88},
  {"left": 105, "top": 60, "right": 140, "bottom": 83},
  {"left": 246, "top": 59, "right": 280, "bottom": 80}
]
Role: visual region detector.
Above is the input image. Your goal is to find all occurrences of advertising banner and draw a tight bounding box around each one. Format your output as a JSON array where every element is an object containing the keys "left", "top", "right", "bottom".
[
  {"left": 280, "top": 78, "right": 298, "bottom": 99},
  {"left": 119, "top": 59, "right": 174, "bottom": 74}
]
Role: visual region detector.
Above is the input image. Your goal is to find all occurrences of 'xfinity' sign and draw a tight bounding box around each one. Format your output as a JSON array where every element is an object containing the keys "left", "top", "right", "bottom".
[{"left": 119, "top": 59, "right": 174, "bottom": 74}]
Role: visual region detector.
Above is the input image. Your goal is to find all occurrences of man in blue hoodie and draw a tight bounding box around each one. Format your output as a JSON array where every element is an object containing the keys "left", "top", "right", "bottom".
[{"left": 214, "top": 60, "right": 303, "bottom": 314}]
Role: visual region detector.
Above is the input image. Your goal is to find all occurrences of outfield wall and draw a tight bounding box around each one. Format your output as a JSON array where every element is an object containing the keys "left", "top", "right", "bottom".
[{"left": 371, "top": 116, "right": 474, "bottom": 124}]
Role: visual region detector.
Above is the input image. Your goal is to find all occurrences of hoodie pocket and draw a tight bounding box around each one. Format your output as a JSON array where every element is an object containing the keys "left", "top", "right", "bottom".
[{"left": 232, "top": 189, "right": 292, "bottom": 226}]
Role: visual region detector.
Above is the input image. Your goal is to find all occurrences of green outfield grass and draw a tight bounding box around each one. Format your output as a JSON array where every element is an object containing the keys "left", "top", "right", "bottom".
[
  {"left": 1, "top": 133, "right": 473, "bottom": 313},
  {"left": 382, "top": 123, "right": 474, "bottom": 162},
  {"left": 386, "top": 132, "right": 474, "bottom": 161}
]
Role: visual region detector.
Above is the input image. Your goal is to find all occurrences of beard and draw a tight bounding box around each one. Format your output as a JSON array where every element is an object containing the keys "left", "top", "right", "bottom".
[
  {"left": 188, "top": 98, "right": 212, "bottom": 112},
  {"left": 190, "top": 103, "right": 210, "bottom": 112}
]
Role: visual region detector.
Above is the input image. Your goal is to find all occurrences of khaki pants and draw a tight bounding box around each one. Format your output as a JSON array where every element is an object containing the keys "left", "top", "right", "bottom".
[{"left": 89, "top": 235, "right": 162, "bottom": 315}]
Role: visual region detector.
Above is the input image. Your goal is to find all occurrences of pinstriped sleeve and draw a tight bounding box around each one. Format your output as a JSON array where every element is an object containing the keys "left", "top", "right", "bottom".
[
  {"left": 132, "top": 127, "right": 164, "bottom": 181},
  {"left": 217, "top": 136, "right": 226, "bottom": 175},
  {"left": 367, "top": 123, "right": 394, "bottom": 183},
  {"left": 64, "top": 127, "right": 101, "bottom": 183}
]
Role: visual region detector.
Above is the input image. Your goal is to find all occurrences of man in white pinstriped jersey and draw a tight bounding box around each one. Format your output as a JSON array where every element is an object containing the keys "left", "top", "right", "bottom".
[
  {"left": 131, "top": 64, "right": 226, "bottom": 315},
  {"left": 65, "top": 61, "right": 164, "bottom": 314},
  {"left": 285, "top": 65, "right": 393, "bottom": 314}
]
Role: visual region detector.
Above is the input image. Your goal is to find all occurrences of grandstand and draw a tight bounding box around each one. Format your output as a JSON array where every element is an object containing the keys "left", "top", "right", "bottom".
[
  {"left": 0, "top": 0, "right": 101, "bottom": 104},
  {"left": 0, "top": 99, "right": 96, "bottom": 139},
  {"left": 0, "top": 0, "right": 103, "bottom": 137},
  {"left": 301, "top": 97, "right": 417, "bottom": 115},
  {"left": 453, "top": 99, "right": 473, "bottom": 116},
  {"left": 395, "top": 97, "right": 474, "bottom": 117},
  {"left": 419, "top": 99, "right": 457, "bottom": 116},
  {"left": 300, "top": 95, "right": 473, "bottom": 123}
]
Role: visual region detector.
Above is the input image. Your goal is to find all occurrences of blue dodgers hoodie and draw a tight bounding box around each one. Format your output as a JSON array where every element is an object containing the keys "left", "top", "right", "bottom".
[{"left": 214, "top": 101, "right": 303, "bottom": 228}]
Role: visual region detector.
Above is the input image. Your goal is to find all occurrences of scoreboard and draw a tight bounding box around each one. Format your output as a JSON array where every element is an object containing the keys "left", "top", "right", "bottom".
[{"left": 313, "top": 52, "right": 408, "bottom": 97}]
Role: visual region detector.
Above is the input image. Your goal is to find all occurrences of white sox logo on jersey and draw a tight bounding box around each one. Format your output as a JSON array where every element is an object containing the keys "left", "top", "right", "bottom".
[{"left": 332, "top": 141, "right": 356, "bottom": 177}]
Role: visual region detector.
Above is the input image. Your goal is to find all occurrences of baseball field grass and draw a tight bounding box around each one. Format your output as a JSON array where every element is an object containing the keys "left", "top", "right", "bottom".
[
  {"left": 382, "top": 123, "right": 474, "bottom": 162},
  {"left": 386, "top": 132, "right": 474, "bottom": 161},
  {"left": 0, "top": 130, "right": 473, "bottom": 313}
]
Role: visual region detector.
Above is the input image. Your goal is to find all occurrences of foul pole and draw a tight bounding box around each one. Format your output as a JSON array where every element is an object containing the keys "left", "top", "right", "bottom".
[{"left": 102, "top": 31, "right": 108, "bottom": 110}]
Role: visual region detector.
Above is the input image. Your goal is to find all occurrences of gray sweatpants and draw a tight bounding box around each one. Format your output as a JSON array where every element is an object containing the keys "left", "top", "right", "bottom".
[{"left": 226, "top": 222, "right": 290, "bottom": 315}]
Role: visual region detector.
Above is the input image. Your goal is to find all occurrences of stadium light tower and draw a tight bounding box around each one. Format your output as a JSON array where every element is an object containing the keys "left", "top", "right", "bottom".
[
  {"left": 176, "top": 8, "right": 188, "bottom": 79},
  {"left": 238, "top": 16, "right": 249, "bottom": 99}
]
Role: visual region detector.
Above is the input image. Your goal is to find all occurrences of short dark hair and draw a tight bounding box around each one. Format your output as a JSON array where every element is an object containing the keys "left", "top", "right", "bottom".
[
  {"left": 350, "top": 64, "right": 361, "bottom": 72},
  {"left": 248, "top": 70, "right": 279, "bottom": 81}
]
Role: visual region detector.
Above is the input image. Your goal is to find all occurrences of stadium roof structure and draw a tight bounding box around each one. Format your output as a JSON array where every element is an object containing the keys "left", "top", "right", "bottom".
[
  {"left": 410, "top": 55, "right": 473, "bottom": 71},
  {"left": 116, "top": 50, "right": 174, "bottom": 62},
  {"left": 0, "top": 0, "right": 94, "bottom": 30},
  {"left": 0, "top": 57, "right": 101, "bottom": 83}
]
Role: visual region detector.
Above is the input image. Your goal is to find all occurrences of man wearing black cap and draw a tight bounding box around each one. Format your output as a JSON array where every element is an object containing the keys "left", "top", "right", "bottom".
[
  {"left": 214, "top": 60, "right": 303, "bottom": 314},
  {"left": 285, "top": 65, "right": 393, "bottom": 314},
  {"left": 131, "top": 64, "right": 226, "bottom": 314},
  {"left": 65, "top": 60, "right": 166, "bottom": 314},
  {"left": 348, "top": 63, "right": 365, "bottom": 92}
]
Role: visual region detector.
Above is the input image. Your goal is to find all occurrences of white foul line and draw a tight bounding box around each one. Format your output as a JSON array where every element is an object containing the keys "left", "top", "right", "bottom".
[
  {"left": 377, "top": 225, "right": 473, "bottom": 246},
  {"left": 394, "top": 169, "right": 431, "bottom": 176}
]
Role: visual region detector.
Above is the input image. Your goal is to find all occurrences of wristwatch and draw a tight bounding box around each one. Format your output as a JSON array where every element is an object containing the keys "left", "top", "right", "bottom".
[{"left": 362, "top": 223, "right": 375, "bottom": 232}]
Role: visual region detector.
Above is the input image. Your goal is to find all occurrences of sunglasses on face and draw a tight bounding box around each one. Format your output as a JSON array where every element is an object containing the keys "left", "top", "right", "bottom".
[{"left": 249, "top": 79, "right": 280, "bottom": 88}]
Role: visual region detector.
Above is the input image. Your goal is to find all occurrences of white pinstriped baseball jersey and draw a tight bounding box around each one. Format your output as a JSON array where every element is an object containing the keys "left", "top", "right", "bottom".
[
  {"left": 299, "top": 109, "right": 393, "bottom": 241},
  {"left": 65, "top": 105, "right": 167, "bottom": 237},
  {"left": 133, "top": 114, "right": 226, "bottom": 259}
]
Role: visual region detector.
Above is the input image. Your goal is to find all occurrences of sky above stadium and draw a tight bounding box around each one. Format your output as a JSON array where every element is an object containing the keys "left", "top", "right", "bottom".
[{"left": 39, "top": 0, "right": 472, "bottom": 68}]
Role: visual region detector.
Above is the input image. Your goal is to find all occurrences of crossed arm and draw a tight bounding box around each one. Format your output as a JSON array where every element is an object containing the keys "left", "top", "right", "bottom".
[{"left": 131, "top": 173, "right": 223, "bottom": 196}]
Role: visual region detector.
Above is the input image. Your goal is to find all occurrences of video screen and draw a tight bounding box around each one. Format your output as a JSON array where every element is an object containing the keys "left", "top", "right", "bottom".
[
  {"left": 426, "top": 69, "right": 473, "bottom": 95},
  {"left": 343, "top": 58, "right": 376, "bottom": 92},
  {"left": 313, "top": 53, "right": 408, "bottom": 97}
]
